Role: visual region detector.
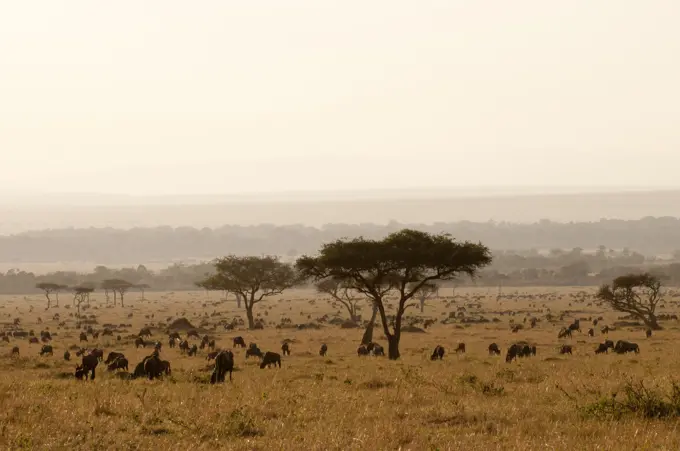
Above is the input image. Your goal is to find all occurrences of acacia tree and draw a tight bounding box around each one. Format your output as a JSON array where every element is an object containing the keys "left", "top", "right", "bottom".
[
  {"left": 101, "top": 279, "right": 133, "bottom": 306},
  {"left": 36, "top": 282, "right": 63, "bottom": 309},
  {"left": 597, "top": 273, "right": 664, "bottom": 330},
  {"left": 197, "top": 255, "right": 298, "bottom": 329},
  {"left": 411, "top": 282, "right": 438, "bottom": 313},
  {"left": 72, "top": 286, "right": 94, "bottom": 319},
  {"left": 296, "top": 229, "right": 492, "bottom": 360},
  {"left": 315, "top": 278, "right": 363, "bottom": 321}
]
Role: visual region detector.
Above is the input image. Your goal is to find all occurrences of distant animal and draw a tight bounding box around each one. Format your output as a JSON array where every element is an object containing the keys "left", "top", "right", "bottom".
[
  {"left": 233, "top": 336, "right": 246, "bottom": 348},
  {"left": 188, "top": 345, "right": 198, "bottom": 357},
  {"left": 135, "top": 337, "right": 146, "bottom": 348},
  {"left": 75, "top": 354, "right": 99, "bottom": 380},
  {"left": 169, "top": 332, "right": 181, "bottom": 341},
  {"left": 159, "top": 360, "right": 171, "bottom": 376},
  {"left": 646, "top": 328, "right": 652, "bottom": 338},
  {"left": 1, "top": 336, "right": 9, "bottom": 343},
  {"left": 138, "top": 327, "right": 152, "bottom": 338},
  {"left": 455, "top": 343, "right": 466, "bottom": 354},
  {"left": 179, "top": 340, "right": 190, "bottom": 353},
  {"left": 132, "top": 353, "right": 164, "bottom": 380},
  {"left": 281, "top": 343, "right": 290, "bottom": 356},
  {"left": 601, "top": 326, "right": 610, "bottom": 335},
  {"left": 208, "top": 340, "right": 216, "bottom": 350},
  {"left": 105, "top": 352, "right": 125, "bottom": 365},
  {"left": 11, "top": 346, "right": 19, "bottom": 356},
  {"left": 558, "top": 328, "right": 572, "bottom": 339},
  {"left": 357, "top": 345, "right": 369, "bottom": 356},
  {"left": 260, "top": 351, "right": 281, "bottom": 369},
  {"left": 587, "top": 328, "right": 594, "bottom": 337},
  {"left": 107, "top": 357, "right": 129, "bottom": 372},
  {"left": 245, "top": 346, "right": 263, "bottom": 359},
  {"left": 187, "top": 330, "right": 200, "bottom": 339},
  {"left": 207, "top": 351, "right": 219, "bottom": 361},
  {"left": 366, "top": 342, "right": 385, "bottom": 356},
  {"left": 40, "top": 331, "right": 52, "bottom": 341},
  {"left": 430, "top": 345, "right": 445, "bottom": 360},
  {"left": 593, "top": 318, "right": 599, "bottom": 326},
  {"left": 319, "top": 344, "right": 328, "bottom": 356},
  {"left": 488, "top": 343, "right": 501, "bottom": 355},
  {"left": 169, "top": 337, "right": 177, "bottom": 348},
  {"left": 29, "top": 337, "right": 39, "bottom": 344},
  {"left": 506, "top": 344, "right": 522, "bottom": 363},
  {"left": 595, "top": 342, "right": 612, "bottom": 354},
  {"left": 614, "top": 340, "right": 640, "bottom": 354},
  {"left": 154, "top": 342, "right": 162, "bottom": 352},
  {"left": 39, "top": 345, "right": 53, "bottom": 356},
  {"left": 79, "top": 332, "right": 88, "bottom": 342},
  {"left": 63, "top": 350, "right": 71, "bottom": 361},
  {"left": 210, "top": 350, "right": 235, "bottom": 383},
  {"left": 559, "top": 345, "right": 572, "bottom": 355},
  {"left": 568, "top": 320, "right": 581, "bottom": 333},
  {"left": 89, "top": 349, "right": 104, "bottom": 362}
]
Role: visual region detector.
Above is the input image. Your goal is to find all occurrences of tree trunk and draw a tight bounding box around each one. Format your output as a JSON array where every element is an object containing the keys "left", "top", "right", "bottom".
[
  {"left": 45, "top": 293, "right": 51, "bottom": 309},
  {"left": 644, "top": 313, "right": 662, "bottom": 330},
  {"left": 246, "top": 305, "right": 255, "bottom": 329},
  {"left": 236, "top": 293, "right": 242, "bottom": 308},
  {"left": 113, "top": 290, "right": 117, "bottom": 306},
  {"left": 361, "top": 303, "right": 379, "bottom": 344},
  {"left": 420, "top": 297, "right": 425, "bottom": 313},
  {"left": 120, "top": 291, "right": 125, "bottom": 308},
  {"left": 55, "top": 291, "right": 59, "bottom": 306},
  {"left": 387, "top": 334, "right": 400, "bottom": 360}
]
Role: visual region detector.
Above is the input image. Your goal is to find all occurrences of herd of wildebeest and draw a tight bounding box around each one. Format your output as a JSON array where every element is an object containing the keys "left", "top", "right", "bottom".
[{"left": 1, "top": 310, "right": 647, "bottom": 385}]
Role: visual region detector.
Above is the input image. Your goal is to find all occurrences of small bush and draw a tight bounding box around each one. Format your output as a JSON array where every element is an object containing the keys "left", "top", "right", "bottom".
[{"left": 581, "top": 380, "right": 680, "bottom": 420}]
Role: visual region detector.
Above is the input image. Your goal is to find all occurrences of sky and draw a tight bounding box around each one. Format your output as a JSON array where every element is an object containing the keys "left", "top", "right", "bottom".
[{"left": 1, "top": 1, "right": 679, "bottom": 197}]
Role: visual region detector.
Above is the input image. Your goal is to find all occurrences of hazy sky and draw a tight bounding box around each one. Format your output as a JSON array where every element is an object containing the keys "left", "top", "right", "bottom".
[{"left": 1, "top": 1, "right": 679, "bottom": 196}]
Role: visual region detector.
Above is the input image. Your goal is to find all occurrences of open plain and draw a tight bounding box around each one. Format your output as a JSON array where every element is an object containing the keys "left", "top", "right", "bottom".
[{"left": 0, "top": 287, "right": 679, "bottom": 451}]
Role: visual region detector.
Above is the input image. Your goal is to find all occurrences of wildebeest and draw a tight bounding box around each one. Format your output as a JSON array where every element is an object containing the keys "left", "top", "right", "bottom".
[
  {"left": 40, "top": 331, "right": 52, "bottom": 341},
  {"left": 281, "top": 343, "right": 290, "bottom": 356},
  {"left": 488, "top": 343, "right": 501, "bottom": 355},
  {"left": 154, "top": 342, "right": 162, "bottom": 352},
  {"left": 39, "top": 345, "right": 53, "bottom": 356},
  {"left": 169, "top": 337, "right": 177, "bottom": 348},
  {"left": 1, "top": 336, "right": 9, "bottom": 343},
  {"left": 455, "top": 343, "right": 466, "bottom": 354},
  {"left": 208, "top": 340, "right": 216, "bottom": 351},
  {"left": 89, "top": 348, "right": 104, "bottom": 362},
  {"left": 139, "top": 327, "right": 152, "bottom": 338},
  {"left": 595, "top": 341, "right": 614, "bottom": 354},
  {"left": 179, "top": 340, "right": 189, "bottom": 353},
  {"left": 319, "top": 344, "right": 328, "bottom": 356},
  {"left": 105, "top": 352, "right": 125, "bottom": 365},
  {"left": 614, "top": 340, "right": 640, "bottom": 354},
  {"left": 63, "top": 350, "right": 71, "bottom": 361},
  {"left": 159, "top": 360, "right": 171, "bottom": 376},
  {"left": 132, "top": 353, "right": 165, "bottom": 380},
  {"left": 188, "top": 344, "right": 198, "bottom": 357},
  {"left": 11, "top": 346, "right": 19, "bottom": 356},
  {"left": 207, "top": 351, "right": 219, "bottom": 361},
  {"left": 245, "top": 346, "right": 263, "bottom": 359},
  {"left": 107, "top": 357, "right": 129, "bottom": 371},
  {"left": 568, "top": 320, "right": 581, "bottom": 333},
  {"left": 430, "top": 345, "right": 445, "bottom": 360},
  {"left": 601, "top": 326, "right": 610, "bottom": 335},
  {"left": 260, "top": 351, "right": 281, "bottom": 369},
  {"left": 233, "top": 336, "right": 246, "bottom": 348},
  {"left": 29, "top": 337, "right": 39, "bottom": 344},
  {"left": 135, "top": 337, "right": 146, "bottom": 348},
  {"left": 559, "top": 345, "right": 573, "bottom": 355},
  {"left": 169, "top": 332, "right": 181, "bottom": 341},
  {"left": 357, "top": 345, "right": 369, "bottom": 356},
  {"left": 587, "top": 328, "right": 594, "bottom": 337},
  {"left": 506, "top": 344, "right": 522, "bottom": 362},
  {"left": 75, "top": 354, "right": 99, "bottom": 380},
  {"left": 210, "top": 350, "right": 235, "bottom": 383},
  {"left": 646, "top": 328, "right": 652, "bottom": 338},
  {"left": 187, "top": 330, "right": 200, "bottom": 339},
  {"left": 366, "top": 342, "right": 385, "bottom": 356},
  {"left": 79, "top": 332, "right": 88, "bottom": 342},
  {"left": 558, "top": 327, "right": 572, "bottom": 339}
]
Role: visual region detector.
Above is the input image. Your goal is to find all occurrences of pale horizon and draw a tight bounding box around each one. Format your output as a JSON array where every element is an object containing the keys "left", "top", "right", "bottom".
[{"left": 1, "top": 1, "right": 679, "bottom": 197}]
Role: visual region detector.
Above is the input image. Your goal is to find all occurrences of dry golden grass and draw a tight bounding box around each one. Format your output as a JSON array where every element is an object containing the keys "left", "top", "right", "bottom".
[{"left": 1, "top": 287, "right": 679, "bottom": 450}]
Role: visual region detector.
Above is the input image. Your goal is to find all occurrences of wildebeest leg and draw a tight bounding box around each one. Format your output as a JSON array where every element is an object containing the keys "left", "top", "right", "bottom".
[{"left": 90, "top": 367, "right": 96, "bottom": 381}]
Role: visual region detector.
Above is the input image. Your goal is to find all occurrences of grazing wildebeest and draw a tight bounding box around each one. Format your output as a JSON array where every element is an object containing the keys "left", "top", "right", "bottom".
[
  {"left": 132, "top": 353, "right": 164, "bottom": 380},
  {"left": 208, "top": 340, "right": 216, "bottom": 351},
  {"left": 488, "top": 343, "right": 501, "bottom": 355},
  {"left": 211, "top": 350, "right": 235, "bottom": 383},
  {"left": 430, "top": 345, "right": 445, "bottom": 360},
  {"left": 107, "top": 357, "right": 129, "bottom": 371},
  {"left": 646, "top": 328, "right": 652, "bottom": 338},
  {"left": 559, "top": 345, "right": 573, "bottom": 355},
  {"left": 179, "top": 340, "right": 189, "bottom": 353},
  {"left": 207, "top": 351, "right": 219, "bottom": 361},
  {"left": 558, "top": 328, "right": 572, "bottom": 339},
  {"left": 281, "top": 343, "right": 290, "bottom": 356},
  {"left": 139, "top": 327, "right": 152, "bottom": 338},
  {"left": 233, "top": 336, "right": 246, "bottom": 348},
  {"left": 11, "top": 346, "right": 19, "bottom": 356},
  {"left": 260, "top": 351, "right": 281, "bottom": 369},
  {"left": 593, "top": 318, "right": 599, "bottom": 326},
  {"left": 39, "top": 345, "right": 53, "bottom": 356},
  {"left": 568, "top": 320, "right": 581, "bottom": 333},
  {"left": 1, "top": 336, "right": 9, "bottom": 343},
  {"left": 169, "top": 332, "right": 181, "bottom": 341},
  {"left": 187, "top": 330, "right": 200, "bottom": 339},
  {"left": 135, "top": 337, "right": 146, "bottom": 348},
  {"left": 506, "top": 344, "right": 522, "bottom": 362},
  {"left": 604, "top": 339, "right": 614, "bottom": 349},
  {"left": 160, "top": 360, "right": 171, "bottom": 376},
  {"left": 79, "top": 332, "right": 88, "bottom": 342},
  {"left": 29, "top": 337, "right": 39, "bottom": 344},
  {"left": 455, "top": 343, "right": 466, "bottom": 354},
  {"left": 188, "top": 344, "right": 198, "bottom": 357},
  {"left": 169, "top": 337, "right": 177, "bottom": 348},
  {"left": 319, "top": 344, "right": 328, "bottom": 356},
  {"left": 63, "top": 350, "right": 71, "bottom": 361},
  {"left": 89, "top": 348, "right": 104, "bottom": 362},
  {"left": 41, "top": 331, "right": 52, "bottom": 341},
  {"left": 601, "top": 326, "right": 610, "bottom": 335},
  {"left": 366, "top": 342, "right": 385, "bottom": 356},
  {"left": 587, "top": 328, "right": 594, "bottom": 337},
  {"left": 105, "top": 352, "right": 125, "bottom": 365},
  {"left": 245, "top": 346, "right": 263, "bottom": 359},
  {"left": 75, "top": 354, "right": 99, "bottom": 380},
  {"left": 614, "top": 340, "right": 640, "bottom": 354},
  {"left": 595, "top": 343, "right": 611, "bottom": 354},
  {"left": 357, "top": 345, "right": 369, "bottom": 356}
]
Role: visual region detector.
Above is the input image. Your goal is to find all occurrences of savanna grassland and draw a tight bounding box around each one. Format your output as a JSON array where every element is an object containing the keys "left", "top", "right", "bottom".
[{"left": 1, "top": 287, "right": 679, "bottom": 451}]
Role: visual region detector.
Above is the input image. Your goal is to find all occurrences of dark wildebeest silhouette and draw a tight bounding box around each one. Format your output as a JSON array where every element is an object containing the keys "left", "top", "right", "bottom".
[
  {"left": 39, "top": 345, "right": 53, "bottom": 356},
  {"left": 89, "top": 348, "right": 104, "bottom": 362},
  {"left": 281, "top": 343, "right": 290, "bottom": 356},
  {"left": 506, "top": 344, "right": 522, "bottom": 362},
  {"left": 160, "top": 360, "right": 171, "bottom": 376},
  {"left": 105, "top": 352, "right": 125, "bottom": 365},
  {"left": 135, "top": 337, "right": 146, "bottom": 348},
  {"left": 169, "top": 337, "right": 177, "bottom": 348},
  {"left": 169, "top": 332, "right": 181, "bottom": 341},
  {"left": 357, "top": 345, "right": 369, "bottom": 356},
  {"left": 455, "top": 343, "right": 466, "bottom": 354},
  {"left": 154, "top": 342, "right": 162, "bottom": 353},
  {"left": 595, "top": 342, "right": 613, "bottom": 354},
  {"left": 366, "top": 343, "right": 385, "bottom": 356},
  {"left": 107, "top": 357, "right": 129, "bottom": 372},
  {"left": 139, "top": 327, "right": 152, "bottom": 338},
  {"left": 188, "top": 344, "right": 198, "bottom": 357},
  {"left": 488, "top": 343, "right": 501, "bottom": 355},
  {"left": 558, "top": 328, "right": 572, "bottom": 339},
  {"left": 207, "top": 351, "right": 219, "bottom": 361},
  {"left": 568, "top": 320, "right": 581, "bottom": 333},
  {"left": 208, "top": 340, "right": 216, "bottom": 351},
  {"left": 75, "top": 354, "right": 99, "bottom": 380},
  {"left": 245, "top": 346, "right": 263, "bottom": 359},
  {"left": 11, "top": 346, "right": 19, "bottom": 356},
  {"left": 645, "top": 328, "right": 652, "bottom": 338},
  {"left": 79, "top": 332, "right": 88, "bottom": 342},
  {"left": 319, "top": 344, "right": 328, "bottom": 356},
  {"left": 430, "top": 345, "right": 445, "bottom": 360},
  {"left": 588, "top": 328, "right": 594, "bottom": 337},
  {"left": 1, "top": 336, "right": 9, "bottom": 343},
  {"left": 187, "top": 330, "right": 200, "bottom": 339},
  {"left": 63, "top": 350, "right": 71, "bottom": 361},
  {"left": 593, "top": 318, "right": 599, "bottom": 327},
  {"left": 614, "top": 340, "right": 640, "bottom": 354},
  {"left": 559, "top": 345, "right": 572, "bottom": 355},
  {"left": 132, "top": 353, "right": 165, "bottom": 380},
  {"left": 29, "top": 337, "right": 39, "bottom": 344},
  {"left": 179, "top": 340, "right": 190, "bottom": 353},
  {"left": 41, "top": 331, "right": 52, "bottom": 341},
  {"left": 210, "top": 350, "right": 234, "bottom": 383},
  {"left": 233, "top": 336, "right": 246, "bottom": 348},
  {"left": 260, "top": 351, "right": 281, "bottom": 369},
  {"left": 601, "top": 326, "right": 610, "bottom": 335}
]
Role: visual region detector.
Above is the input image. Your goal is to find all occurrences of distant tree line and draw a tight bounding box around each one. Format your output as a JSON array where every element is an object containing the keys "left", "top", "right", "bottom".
[{"left": 4, "top": 217, "right": 680, "bottom": 264}]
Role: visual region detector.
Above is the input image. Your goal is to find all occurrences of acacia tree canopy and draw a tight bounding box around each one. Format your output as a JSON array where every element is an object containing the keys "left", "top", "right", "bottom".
[
  {"left": 315, "top": 277, "right": 364, "bottom": 321},
  {"left": 197, "top": 255, "right": 298, "bottom": 329},
  {"left": 597, "top": 272, "right": 664, "bottom": 330},
  {"left": 296, "top": 229, "right": 492, "bottom": 359}
]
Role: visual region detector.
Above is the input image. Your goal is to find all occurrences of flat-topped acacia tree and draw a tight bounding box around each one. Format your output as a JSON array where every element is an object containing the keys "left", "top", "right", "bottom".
[
  {"left": 296, "top": 229, "right": 492, "bottom": 360},
  {"left": 197, "top": 255, "right": 298, "bottom": 329}
]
